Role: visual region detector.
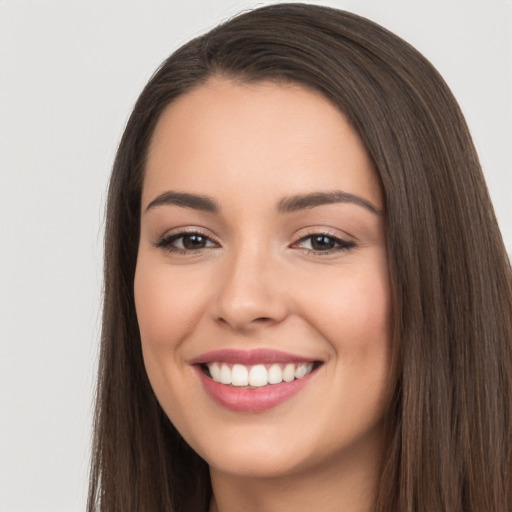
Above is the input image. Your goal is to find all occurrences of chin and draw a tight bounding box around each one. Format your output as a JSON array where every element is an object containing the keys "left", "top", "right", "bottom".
[
  {"left": 188, "top": 422, "right": 330, "bottom": 480},
  {"left": 206, "top": 447, "right": 306, "bottom": 479}
]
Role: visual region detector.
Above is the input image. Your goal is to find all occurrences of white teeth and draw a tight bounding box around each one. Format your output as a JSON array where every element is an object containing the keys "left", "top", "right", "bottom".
[
  {"left": 295, "top": 363, "right": 311, "bottom": 379},
  {"left": 231, "top": 364, "right": 249, "bottom": 386},
  {"left": 206, "top": 361, "right": 315, "bottom": 387},
  {"left": 282, "top": 363, "right": 295, "bottom": 382},
  {"left": 249, "top": 364, "right": 268, "bottom": 387},
  {"left": 220, "top": 363, "right": 232, "bottom": 384},
  {"left": 209, "top": 362, "right": 221, "bottom": 382},
  {"left": 268, "top": 363, "right": 283, "bottom": 384}
]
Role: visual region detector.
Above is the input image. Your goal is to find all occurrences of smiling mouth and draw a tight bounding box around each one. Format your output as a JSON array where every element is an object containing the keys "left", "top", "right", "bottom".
[
  {"left": 201, "top": 361, "right": 322, "bottom": 388},
  {"left": 192, "top": 350, "right": 324, "bottom": 412}
]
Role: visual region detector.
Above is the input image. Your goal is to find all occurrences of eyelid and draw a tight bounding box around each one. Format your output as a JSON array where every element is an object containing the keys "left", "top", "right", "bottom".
[
  {"left": 154, "top": 227, "right": 220, "bottom": 253},
  {"left": 290, "top": 229, "right": 356, "bottom": 254},
  {"left": 153, "top": 226, "right": 356, "bottom": 255}
]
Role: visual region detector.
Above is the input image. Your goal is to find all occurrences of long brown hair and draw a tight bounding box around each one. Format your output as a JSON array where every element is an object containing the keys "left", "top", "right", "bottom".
[{"left": 88, "top": 4, "right": 512, "bottom": 511}]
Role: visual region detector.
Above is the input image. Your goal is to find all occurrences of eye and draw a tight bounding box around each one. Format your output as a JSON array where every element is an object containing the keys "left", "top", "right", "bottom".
[
  {"left": 293, "top": 233, "right": 355, "bottom": 254},
  {"left": 156, "top": 232, "right": 217, "bottom": 253}
]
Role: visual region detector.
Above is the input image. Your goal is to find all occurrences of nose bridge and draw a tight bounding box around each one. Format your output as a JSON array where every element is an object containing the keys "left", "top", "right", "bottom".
[{"left": 213, "top": 237, "right": 287, "bottom": 330}]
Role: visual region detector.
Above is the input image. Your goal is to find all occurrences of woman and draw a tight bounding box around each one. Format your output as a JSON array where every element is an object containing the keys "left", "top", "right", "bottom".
[{"left": 88, "top": 4, "right": 512, "bottom": 511}]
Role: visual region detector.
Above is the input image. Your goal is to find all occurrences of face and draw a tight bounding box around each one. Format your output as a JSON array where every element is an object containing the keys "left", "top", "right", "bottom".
[{"left": 134, "top": 79, "right": 392, "bottom": 479}]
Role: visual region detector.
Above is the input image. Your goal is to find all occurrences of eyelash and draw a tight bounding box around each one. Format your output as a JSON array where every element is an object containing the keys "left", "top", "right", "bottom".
[
  {"left": 155, "top": 231, "right": 355, "bottom": 255},
  {"left": 292, "top": 233, "right": 356, "bottom": 254},
  {"left": 155, "top": 231, "right": 217, "bottom": 254}
]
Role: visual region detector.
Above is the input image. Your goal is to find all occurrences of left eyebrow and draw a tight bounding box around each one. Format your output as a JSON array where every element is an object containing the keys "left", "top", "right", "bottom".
[{"left": 276, "top": 191, "right": 383, "bottom": 215}]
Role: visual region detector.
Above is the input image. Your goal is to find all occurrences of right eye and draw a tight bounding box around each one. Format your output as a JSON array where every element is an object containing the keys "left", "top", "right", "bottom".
[{"left": 156, "top": 232, "right": 217, "bottom": 253}]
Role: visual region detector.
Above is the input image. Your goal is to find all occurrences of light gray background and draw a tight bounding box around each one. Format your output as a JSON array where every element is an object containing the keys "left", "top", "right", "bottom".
[{"left": 1, "top": 1, "right": 510, "bottom": 511}]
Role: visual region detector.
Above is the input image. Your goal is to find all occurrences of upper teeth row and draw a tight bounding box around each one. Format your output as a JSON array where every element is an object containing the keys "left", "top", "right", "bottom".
[{"left": 207, "top": 362, "right": 314, "bottom": 387}]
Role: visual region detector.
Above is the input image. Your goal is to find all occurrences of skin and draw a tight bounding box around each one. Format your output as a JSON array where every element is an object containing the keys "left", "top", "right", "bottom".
[{"left": 134, "top": 78, "right": 392, "bottom": 512}]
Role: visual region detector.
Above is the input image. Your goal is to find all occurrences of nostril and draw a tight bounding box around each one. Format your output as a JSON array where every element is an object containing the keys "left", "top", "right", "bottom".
[{"left": 216, "top": 315, "right": 274, "bottom": 326}]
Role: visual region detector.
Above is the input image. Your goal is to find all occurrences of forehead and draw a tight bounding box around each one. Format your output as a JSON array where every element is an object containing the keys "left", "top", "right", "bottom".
[{"left": 142, "top": 78, "right": 382, "bottom": 210}]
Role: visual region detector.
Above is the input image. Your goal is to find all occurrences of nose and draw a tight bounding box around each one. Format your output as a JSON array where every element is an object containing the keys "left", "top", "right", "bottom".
[{"left": 210, "top": 245, "right": 289, "bottom": 332}]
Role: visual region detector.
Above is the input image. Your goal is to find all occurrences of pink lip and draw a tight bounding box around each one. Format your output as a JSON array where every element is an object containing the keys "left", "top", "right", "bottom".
[
  {"left": 190, "top": 349, "right": 321, "bottom": 413},
  {"left": 190, "top": 348, "right": 315, "bottom": 365},
  {"left": 195, "top": 368, "right": 317, "bottom": 413}
]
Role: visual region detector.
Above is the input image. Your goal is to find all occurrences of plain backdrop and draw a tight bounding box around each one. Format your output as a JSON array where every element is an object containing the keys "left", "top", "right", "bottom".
[{"left": 0, "top": 1, "right": 510, "bottom": 511}]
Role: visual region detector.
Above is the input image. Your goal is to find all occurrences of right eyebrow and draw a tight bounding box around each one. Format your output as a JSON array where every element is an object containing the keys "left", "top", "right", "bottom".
[{"left": 144, "top": 191, "right": 219, "bottom": 213}]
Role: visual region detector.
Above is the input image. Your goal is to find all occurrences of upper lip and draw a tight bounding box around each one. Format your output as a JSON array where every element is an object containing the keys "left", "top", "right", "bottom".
[{"left": 189, "top": 348, "right": 320, "bottom": 366}]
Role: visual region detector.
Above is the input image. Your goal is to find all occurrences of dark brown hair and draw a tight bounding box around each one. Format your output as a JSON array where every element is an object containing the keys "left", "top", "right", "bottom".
[{"left": 88, "top": 4, "right": 512, "bottom": 511}]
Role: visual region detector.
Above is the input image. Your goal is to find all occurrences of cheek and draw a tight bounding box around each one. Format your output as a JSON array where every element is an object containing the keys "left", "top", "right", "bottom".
[
  {"left": 310, "top": 264, "right": 391, "bottom": 351},
  {"left": 134, "top": 261, "right": 205, "bottom": 348},
  {"left": 315, "top": 266, "right": 392, "bottom": 437},
  {"left": 305, "top": 261, "right": 392, "bottom": 409},
  {"left": 133, "top": 259, "right": 208, "bottom": 417}
]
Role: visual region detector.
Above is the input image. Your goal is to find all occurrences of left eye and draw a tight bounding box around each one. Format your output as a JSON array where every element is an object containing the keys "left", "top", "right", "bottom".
[{"left": 294, "top": 234, "right": 355, "bottom": 253}]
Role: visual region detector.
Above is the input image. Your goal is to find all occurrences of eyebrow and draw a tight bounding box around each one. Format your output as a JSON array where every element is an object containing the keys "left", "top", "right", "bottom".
[
  {"left": 277, "top": 191, "right": 383, "bottom": 215},
  {"left": 145, "top": 191, "right": 219, "bottom": 213},
  {"left": 144, "top": 190, "right": 383, "bottom": 215}
]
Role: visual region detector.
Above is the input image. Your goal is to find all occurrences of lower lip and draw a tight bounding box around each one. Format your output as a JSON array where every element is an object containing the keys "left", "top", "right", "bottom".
[{"left": 195, "top": 366, "right": 317, "bottom": 413}]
